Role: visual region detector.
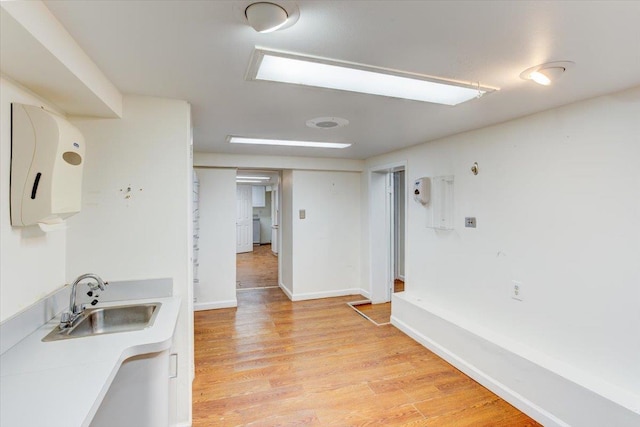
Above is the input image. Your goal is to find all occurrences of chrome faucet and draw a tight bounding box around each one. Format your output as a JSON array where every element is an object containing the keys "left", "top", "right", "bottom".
[{"left": 60, "top": 273, "right": 108, "bottom": 328}]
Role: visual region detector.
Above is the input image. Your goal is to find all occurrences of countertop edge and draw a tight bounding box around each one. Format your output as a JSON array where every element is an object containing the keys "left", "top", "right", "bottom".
[{"left": 0, "top": 295, "right": 182, "bottom": 427}]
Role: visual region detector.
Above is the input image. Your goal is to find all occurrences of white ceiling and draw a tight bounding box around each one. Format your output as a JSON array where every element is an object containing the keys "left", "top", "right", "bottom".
[{"left": 44, "top": 1, "right": 640, "bottom": 160}]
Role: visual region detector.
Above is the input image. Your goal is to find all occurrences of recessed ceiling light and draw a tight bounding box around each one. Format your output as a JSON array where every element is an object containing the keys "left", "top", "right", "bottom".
[
  {"left": 245, "top": 2, "right": 288, "bottom": 33},
  {"left": 246, "top": 48, "right": 497, "bottom": 105},
  {"left": 235, "top": 1, "right": 300, "bottom": 32},
  {"left": 306, "top": 117, "right": 349, "bottom": 129},
  {"left": 228, "top": 136, "right": 351, "bottom": 149},
  {"left": 520, "top": 61, "right": 574, "bottom": 86}
]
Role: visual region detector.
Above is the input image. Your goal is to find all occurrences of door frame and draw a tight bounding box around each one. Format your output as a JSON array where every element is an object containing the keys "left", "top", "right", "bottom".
[{"left": 369, "top": 161, "right": 407, "bottom": 303}]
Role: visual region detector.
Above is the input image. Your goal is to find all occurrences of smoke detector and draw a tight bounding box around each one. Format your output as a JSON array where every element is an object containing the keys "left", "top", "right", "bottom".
[{"left": 306, "top": 117, "right": 349, "bottom": 129}]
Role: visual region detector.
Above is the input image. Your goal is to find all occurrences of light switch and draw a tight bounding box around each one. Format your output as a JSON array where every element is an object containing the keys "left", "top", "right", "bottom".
[{"left": 299, "top": 209, "right": 306, "bottom": 219}]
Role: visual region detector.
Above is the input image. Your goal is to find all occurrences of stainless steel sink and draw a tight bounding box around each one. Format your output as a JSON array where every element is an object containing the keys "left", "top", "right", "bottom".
[{"left": 42, "top": 303, "right": 160, "bottom": 342}]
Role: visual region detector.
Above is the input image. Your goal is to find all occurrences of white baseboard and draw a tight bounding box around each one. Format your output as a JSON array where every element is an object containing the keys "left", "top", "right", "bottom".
[
  {"left": 290, "top": 288, "right": 367, "bottom": 301},
  {"left": 358, "top": 289, "right": 371, "bottom": 299},
  {"left": 279, "top": 282, "right": 293, "bottom": 300},
  {"left": 391, "top": 294, "right": 640, "bottom": 427},
  {"left": 193, "top": 300, "right": 237, "bottom": 311},
  {"left": 278, "top": 283, "right": 368, "bottom": 302}
]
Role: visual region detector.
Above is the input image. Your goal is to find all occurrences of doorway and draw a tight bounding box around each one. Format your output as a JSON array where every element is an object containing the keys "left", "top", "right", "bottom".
[
  {"left": 369, "top": 163, "right": 407, "bottom": 303},
  {"left": 235, "top": 170, "right": 281, "bottom": 290},
  {"left": 393, "top": 170, "right": 405, "bottom": 293}
]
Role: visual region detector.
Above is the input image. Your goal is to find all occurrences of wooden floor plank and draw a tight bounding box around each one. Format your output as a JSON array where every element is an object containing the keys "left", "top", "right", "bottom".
[
  {"left": 236, "top": 244, "right": 278, "bottom": 289},
  {"left": 351, "top": 302, "right": 392, "bottom": 325},
  {"left": 193, "top": 287, "right": 540, "bottom": 426}
]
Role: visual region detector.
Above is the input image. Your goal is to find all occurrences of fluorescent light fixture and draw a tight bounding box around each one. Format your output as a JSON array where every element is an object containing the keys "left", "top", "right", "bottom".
[
  {"left": 236, "top": 179, "right": 264, "bottom": 183},
  {"left": 246, "top": 48, "right": 497, "bottom": 105},
  {"left": 228, "top": 136, "right": 351, "bottom": 149},
  {"left": 237, "top": 176, "right": 270, "bottom": 180}
]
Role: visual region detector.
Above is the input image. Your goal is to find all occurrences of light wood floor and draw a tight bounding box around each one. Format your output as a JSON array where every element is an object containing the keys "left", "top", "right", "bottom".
[
  {"left": 237, "top": 244, "right": 278, "bottom": 289},
  {"left": 351, "top": 302, "right": 392, "bottom": 325},
  {"left": 193, "top": 288, "right": 540, "bottom": 426}
]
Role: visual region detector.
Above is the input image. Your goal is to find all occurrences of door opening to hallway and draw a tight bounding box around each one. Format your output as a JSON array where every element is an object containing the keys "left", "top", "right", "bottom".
[
  {"left": 393, "top": 170, "right": 405, "bottom": 294},
  {"left": 235, "top": 170, "right": 281, "bottom": 290},
  {"left": 370, "top": 164, "right": 406, "bottom": 301}
]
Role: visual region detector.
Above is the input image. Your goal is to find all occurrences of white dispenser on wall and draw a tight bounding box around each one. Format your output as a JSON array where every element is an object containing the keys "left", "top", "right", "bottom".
[
  {"left": 10, "top": 103, "right": 85, "bottom": 229},
  {"left": 413, "top": 177, "right": 430, "bottom": 205}
]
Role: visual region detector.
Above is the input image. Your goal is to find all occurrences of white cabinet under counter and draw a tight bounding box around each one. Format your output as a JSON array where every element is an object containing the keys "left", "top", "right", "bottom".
[{"left": 0, "top": 279, "right": 181, "bottom": 427}]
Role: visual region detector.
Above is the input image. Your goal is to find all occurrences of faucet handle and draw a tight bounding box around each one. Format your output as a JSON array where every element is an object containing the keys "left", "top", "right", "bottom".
[
  {"left": 88, "top": 281, "right": 106, "bottom": 292},
  {"left": 60, "top": 311, "right": 72, "bottom": 328}
]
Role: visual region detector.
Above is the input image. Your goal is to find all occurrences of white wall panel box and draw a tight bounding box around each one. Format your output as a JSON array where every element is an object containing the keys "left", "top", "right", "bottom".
[{"left": 10, "top": 103, "right": 85, "bottom": 229}]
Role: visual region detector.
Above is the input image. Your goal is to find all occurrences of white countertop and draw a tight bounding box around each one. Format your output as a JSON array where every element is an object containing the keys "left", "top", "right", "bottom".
[{"left": 0, "top": 296, "right": 181, "bottom": 427}]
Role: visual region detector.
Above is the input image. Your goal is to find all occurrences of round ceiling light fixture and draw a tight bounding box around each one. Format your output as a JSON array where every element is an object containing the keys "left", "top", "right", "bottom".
[
  {"left": 306, "top": 117, "right": 350, "bottom": 129},
  {"left": 520, "top": 61, "right": 574, "bottom": 86},
  {"left": 244, "top": 2, "right": 297, "bottom": 33}
]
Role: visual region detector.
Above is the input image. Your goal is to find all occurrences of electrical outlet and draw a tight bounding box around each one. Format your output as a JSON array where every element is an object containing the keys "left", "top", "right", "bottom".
[{"left": 511, "top": 281, "right": 523, "bottom": 301}]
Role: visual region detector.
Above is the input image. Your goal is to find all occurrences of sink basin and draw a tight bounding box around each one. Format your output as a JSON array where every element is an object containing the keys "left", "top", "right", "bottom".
[{"left": 42, "top": 303, "right": 160, "bottom": 342}]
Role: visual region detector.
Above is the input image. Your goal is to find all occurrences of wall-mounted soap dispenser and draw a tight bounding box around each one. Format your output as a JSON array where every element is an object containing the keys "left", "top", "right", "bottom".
[
  {"left": 413, "top": 177, "right": 430, "bottom": 205},
  {"left": 10, "top": 103, "right": 85, "bottom": 228}
]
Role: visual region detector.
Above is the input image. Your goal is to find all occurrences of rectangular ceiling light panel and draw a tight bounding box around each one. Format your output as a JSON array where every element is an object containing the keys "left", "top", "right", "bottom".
[
  {"left": 229, "top": 136, "right": 350, "bottom": 149},
  {"left": 248, "top": 49, "right": 497, "bottom": 106},
  {"left": 237, "top": 176, "right": 270, "bottom": 180}
]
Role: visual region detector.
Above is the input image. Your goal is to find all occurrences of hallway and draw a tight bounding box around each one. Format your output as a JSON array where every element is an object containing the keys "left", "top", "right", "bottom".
[
  {"left": 192, "top": 288, "right": 539, "bottom": 426},
  {"left": 236, "top": 244, "right": 278, "bottom": 289}
]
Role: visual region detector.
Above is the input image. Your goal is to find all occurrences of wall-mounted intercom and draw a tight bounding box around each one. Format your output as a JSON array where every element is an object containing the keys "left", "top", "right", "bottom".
[
  {"left": 10, "top": 103, "right": 85, "bottom": 228},
  {"left": 413, "top": 177, "right": 430, "bottom": 205}
]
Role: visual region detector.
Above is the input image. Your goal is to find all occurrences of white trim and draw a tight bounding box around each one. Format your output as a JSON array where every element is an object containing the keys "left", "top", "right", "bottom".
[
  {"left": 358, "top": 289, "right": 371, "bottom": 299},
  {"left": 279, "top": 282, "right": 369, "bottom": 302},
  {"left": 368, "top": 160, "right": 407, "bottom": 304},
  {"left": 391, "top": 316, "right": 564, "bottom": 427},
  {"left": 290, "top": 288, "right": 366, "bottom": 301},
  {"left": 193, "top": 300, "right": 237, "bottom": 311},
  {"left": 279, "top": 282, "right": 294, "bottom": 300}
]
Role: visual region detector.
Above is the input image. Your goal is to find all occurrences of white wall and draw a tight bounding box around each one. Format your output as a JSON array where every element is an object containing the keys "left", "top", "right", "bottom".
[
  {"left": 288, "top": 170, "right": 362, "bottom": 299},
  {"left": 66, "top": 96, "right": 193, "bottom": 426},
  {"left": 193, "top": 168, "right": 236, "bottom": 310},
  {"left": 279, "top": 170, "right": 293, "bottom": 295},
  {"left": 368, "top": 87, "right": 640, "bottom": 424},
  {"left": 0, "top": 77, "right": 67, "bottom": 322}
]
